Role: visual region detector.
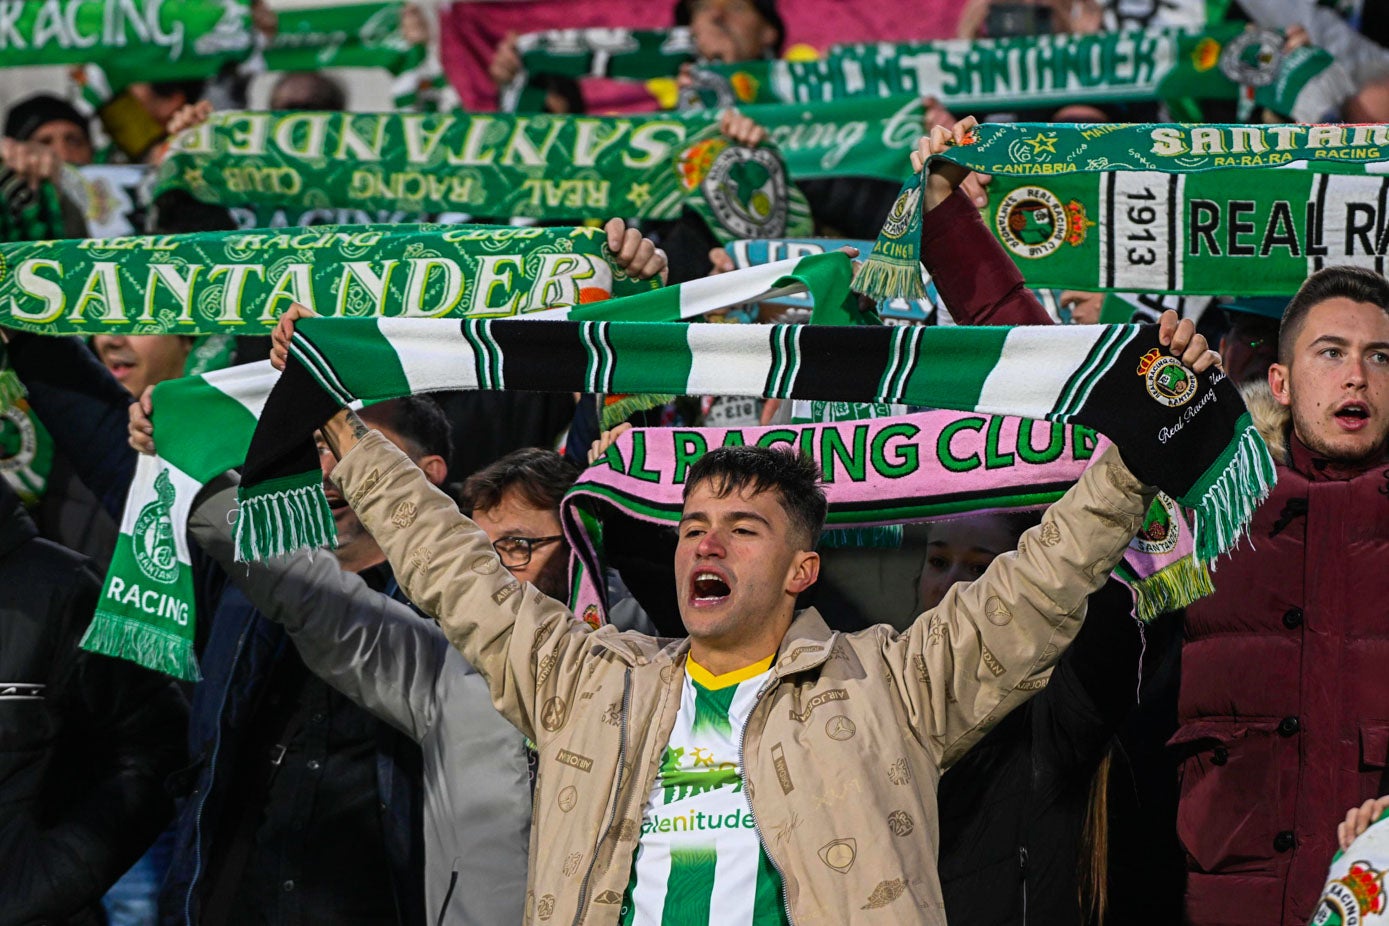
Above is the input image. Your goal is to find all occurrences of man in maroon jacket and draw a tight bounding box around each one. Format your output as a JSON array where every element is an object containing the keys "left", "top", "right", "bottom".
[{"left": 914, "top": 119, "right": 1389, "bottom": 926}]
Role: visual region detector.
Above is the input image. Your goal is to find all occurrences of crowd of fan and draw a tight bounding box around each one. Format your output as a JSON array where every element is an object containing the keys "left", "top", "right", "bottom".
[{"left": 3, "top": 1, "right": 1389, "bottom": 925}]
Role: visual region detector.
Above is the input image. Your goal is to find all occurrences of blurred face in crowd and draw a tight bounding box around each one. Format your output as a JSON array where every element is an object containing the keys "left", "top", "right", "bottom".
[
  {"left": 1269, "top": 298, "right": 1389, "bottom": 464},
  {"left": 470, "top": 488, "right": 569, "bottom": 601},
  {"left": 28, "top": 119, "right": 93, "bottom": 166},
  {"left": 917, "top": 515, "right": 1026, "bottom": 611},
  {"left": 688, "top": 0, "right": 778, "bottom": 63},
  {"left": 675, "top": 479, "right": 817, "bottom": 653},
  {"left": 319, "top": 419, "right": 445, "bottom": 565},
  {"left": 92, "top": 334, "right": 192, "bottom": 398}
]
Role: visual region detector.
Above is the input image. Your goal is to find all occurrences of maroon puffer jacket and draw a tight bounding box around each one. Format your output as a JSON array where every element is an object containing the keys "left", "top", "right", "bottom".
[
  {"left": 1176, "top": 393, "right": 1389, "bottom": 926},
  {"left": 922, "top": 186, "right": 1389, "bottom": 925}
]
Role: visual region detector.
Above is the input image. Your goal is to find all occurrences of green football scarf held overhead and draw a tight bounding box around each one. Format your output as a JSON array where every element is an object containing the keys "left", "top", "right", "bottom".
[
  {"left": 501, "top": 27, "right": 694, "bottom": 112},
  {"left": 0, "top": 224, "right": 659, "bottom": 336},
  {"left": 697, "top": 25, "right": 1351, "bottom": 123},
  {"left": 262, "top": 1, "right": 425, "bottom": 75},
  {"left": 858, "top": 122, "right": 1389, "bottom": 300},
  {"left": 237, "top": 287, "right": 1274, "bottom": 573},
  {"left": 155, "top": 110, "right": 812, "bottom": 243},
  {"left": 0, "top": 0, "right": 252, "bottom": 80}
]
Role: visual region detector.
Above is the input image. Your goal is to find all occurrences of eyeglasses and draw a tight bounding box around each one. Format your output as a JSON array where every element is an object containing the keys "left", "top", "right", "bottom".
[{"left": 492, "top": 535, "right": 565, "bottom": 568}]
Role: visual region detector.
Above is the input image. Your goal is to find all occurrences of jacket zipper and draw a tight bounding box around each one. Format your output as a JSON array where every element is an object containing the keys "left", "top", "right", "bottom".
[
  {"left": 571, "top": 668, "right": 632, "bottom": 926},
  {"left": 1018, "top": 846, "right": 1028, "bottom": 925},
  {"left": 738, "top": 677, "right": 796, "bottom": 926},
  {"left": 436, "top": 867, "right": 460, "bottom": 926},
  {"left": 184, "top": 620, "right": 254, "bottom": 924}
]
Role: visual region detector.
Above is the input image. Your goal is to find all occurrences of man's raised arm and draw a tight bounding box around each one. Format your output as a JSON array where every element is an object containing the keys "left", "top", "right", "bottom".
[{"left": 324, "top": 417, "right": 596, "bottom": 742}]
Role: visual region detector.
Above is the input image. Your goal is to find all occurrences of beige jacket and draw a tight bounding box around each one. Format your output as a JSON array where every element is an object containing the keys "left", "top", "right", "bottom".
[{"left": 332, "top": 432, "right": 1155, "bottom": 926}]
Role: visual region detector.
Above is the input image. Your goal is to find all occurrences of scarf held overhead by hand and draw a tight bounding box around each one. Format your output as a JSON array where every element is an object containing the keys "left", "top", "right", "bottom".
[
  {"left": 86, "top": 253, "right": 859, "bottom": 678},
  {"left": 0, "top": 224, "right": 658, "bottom": 335},
  {"left": 696, "top": 25, "right": 1351, "bottom": 123},
  {"left": 857, "top": 122, "right": 1389, "bottom": 301},
  {"left": 243, "top": 303, "right": 1274, "bottom": 572},
  {"left": 155, "top": 111, "right": 812, "bottom": 243},
  {"left": 564, "top": 413, "right": 1211, "bottom": 626}
]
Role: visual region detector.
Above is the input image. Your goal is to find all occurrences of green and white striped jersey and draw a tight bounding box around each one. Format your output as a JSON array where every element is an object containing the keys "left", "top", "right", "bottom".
[{"left": 620, "top": 656, "right": 789, "bottom": 926}]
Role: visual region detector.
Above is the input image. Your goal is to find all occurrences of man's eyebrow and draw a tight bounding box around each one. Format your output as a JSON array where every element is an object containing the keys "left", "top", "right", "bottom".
[
  {"left": 678, "top": 511, "right": 709, "bottom": 526},
  {"left": 725, "top": 510, "right": 772, "bottom": 527},
  {"left": 1308, "top": 334, "right": 1350, "bottom": 349}
]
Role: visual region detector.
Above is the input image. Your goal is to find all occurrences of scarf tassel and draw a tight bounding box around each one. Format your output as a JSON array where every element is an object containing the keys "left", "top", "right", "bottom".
[
  {"left": 0, "top": 369, "right": 26, "bottom": 413},
  {"left": 853, "top": 256, "right": 928, "bottom": 304},
  {"left": 1189, "top": 423, "right": 1279, "bottom": 565},
  {"left": 234, "top": 472, "right": 338, "bottom": 563},
  {"left": 79, "top": 610, "right": 203, "bottom": 682},
  {"left": 1127, "top": 555, "right": 1214, "bottom": 624}
]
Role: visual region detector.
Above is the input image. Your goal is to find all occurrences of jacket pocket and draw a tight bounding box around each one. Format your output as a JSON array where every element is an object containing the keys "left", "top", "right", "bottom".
[
  {"left": 1170, "top": 719, "right": 1285, "bottom": 874},
  {"left": 1360, "top": 721, "right": 1389, "bottom": 770}
]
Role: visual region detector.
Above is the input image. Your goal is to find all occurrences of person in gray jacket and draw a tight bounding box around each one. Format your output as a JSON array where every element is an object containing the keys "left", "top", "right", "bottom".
[{"left": 174, "top": 424, "right": 534, "bottom": 926}]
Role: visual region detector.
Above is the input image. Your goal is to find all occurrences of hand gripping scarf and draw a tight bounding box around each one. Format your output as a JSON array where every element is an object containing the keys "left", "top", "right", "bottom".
[
  {"left": 696, "top": 25, "right": 1351, "bottom": 123},
  {"left": 240, "top": 260, "right": 1274, "bottom": 575},
  {"left": 0, "top": 224, "right": 657, "bottom": 336},
  {"left": 154, "top": 111, "right": 812, "bottom": 244},
  {"left": 86, "top": 253, "right": 859, "bottom": 678},
  {"left": 562, "top": 413, "right": 1212, "bottom": 627},
  {"left": 857, "top": 121, "right": 1389, "bottom": 301}
]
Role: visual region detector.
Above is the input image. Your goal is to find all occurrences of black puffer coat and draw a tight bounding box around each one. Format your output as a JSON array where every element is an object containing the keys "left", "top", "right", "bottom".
[{"left": 0, "top": 478, "right": 187, "bottom": 926}]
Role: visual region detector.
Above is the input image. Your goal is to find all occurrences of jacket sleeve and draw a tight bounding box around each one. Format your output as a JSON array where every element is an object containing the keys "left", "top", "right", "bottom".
[
  {"left": 884, "top": 443, "right": 1155, "bottom": 768},
  {"left": 920, "top": 187, "right": 1053, "bottom": 328},
  {"left": 186, "top": 474, "right": 447, "bottom": 743},
  {"left": 5, "top": 332, "right": 136, "bottom": 517},
  {"left": 330, "top": 430, "right": 600, "bottom": 743},
  {"left": 4, "top": 566, "right": 187, "bottom": 922}
]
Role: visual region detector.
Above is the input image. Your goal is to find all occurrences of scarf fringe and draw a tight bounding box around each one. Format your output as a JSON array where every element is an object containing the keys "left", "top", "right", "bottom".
[
  {"left": 79, "top": 610, "right": 203, "bottom": 682},
  {"left": 601, "top": 394, "right": 675, "bottom": 430},
  {"left": 1129, "top": 555, "right": 1214, "bottom": 624},
  {"left": 818, "top": 525, "right": 904, "bottom": 550},
  {"left": 234, "top": 473, "right": 338, "bottom": 563},
  {"left": 1190, "top": 424, "right": 1279, "bottom": 564},
  {"left": 852, "top": 257, "right": 927, "bottom": 303},
  {"left": 0, "top": 369, "right": 26, "bottom": 413}
]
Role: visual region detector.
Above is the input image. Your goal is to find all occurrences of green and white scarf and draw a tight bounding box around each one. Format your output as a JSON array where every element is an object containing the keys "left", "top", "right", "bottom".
[
  {"left": 238, "top": 255, "right": 1271, "bottom": 573},
  {"left": 261, "top": 1, "right": 424, "bottom": 75},
  {"left": 0, "top": 0, "right": 253, "bottom": 83},
  {"left": 500, "top": 27, "right": 694, "bottom": 112},
  {"left": 88, "top": 253, "right": 856, "bottom": 678},
  {"left": 1, "top": 174, "right": 67, "bottom": 244},
  {"left": 858, "top": 122, "right": 1389, "bottom": 300},
  {"left": 697, "top": 25, "right": 1350, "bottom": 123},
  {"left": 0, "top": 224, "right": 657, "bottom": 336},
  {"left": 155, "top": 111, "right": 811, "bottom": 243}
]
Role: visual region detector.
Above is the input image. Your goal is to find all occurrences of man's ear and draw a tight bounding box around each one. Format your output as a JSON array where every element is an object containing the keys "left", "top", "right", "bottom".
[
  {"left": 1268, "top": 362, "right": 1292, "bottom": 407},
  {"left": 787, "top": 550, "right": 819, "bottom": 596},
  {"left": 418, "top": 453, "right": 449, "bottom": 486}
]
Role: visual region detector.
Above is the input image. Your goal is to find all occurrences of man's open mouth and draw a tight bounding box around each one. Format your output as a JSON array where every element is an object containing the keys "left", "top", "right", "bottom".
[
  {"left": 691, "top": 569, "right": 731, "bottom": 606},
  {"left": 323, "top": 490, "right": 348, "bottom": 511},
  {"left": 106, "top": 359, "right": 136, "bottom": 381},
  {"left": 1335, "top": 402, "right": 1371, "bottom": 429}
]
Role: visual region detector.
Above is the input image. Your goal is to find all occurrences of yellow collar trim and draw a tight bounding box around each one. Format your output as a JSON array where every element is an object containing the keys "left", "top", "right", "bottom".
[{"left": 687, "top": 655, "right": 775, "bottom": 691}]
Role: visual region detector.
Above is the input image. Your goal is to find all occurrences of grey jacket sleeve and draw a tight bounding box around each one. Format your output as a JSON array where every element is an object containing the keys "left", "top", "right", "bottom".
[{"left": 188, "top": 474, "right": 446, "bottom": 743}]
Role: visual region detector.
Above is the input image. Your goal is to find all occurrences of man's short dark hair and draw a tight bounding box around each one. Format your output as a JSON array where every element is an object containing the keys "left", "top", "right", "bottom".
[
  {"left": 269, "top": 72, "right": 347, "bottom": 111},
  {"left": 149, "top": 80, "right": 206, "bottom": 104},
  {"left": 4, "top": 93, "right": 89, "bottom": 142},
  {"left": 360, "top": 397, "right": 453, "bottom": 466},
  {"left": 1280, "top": 266, "right": 1389, "bottom": 364},
  {"left": 684, "top": 445, "right": 826, "bottom": 549},
  {"left": 458, "top": 448, "right": 580, "bottom": 515}
]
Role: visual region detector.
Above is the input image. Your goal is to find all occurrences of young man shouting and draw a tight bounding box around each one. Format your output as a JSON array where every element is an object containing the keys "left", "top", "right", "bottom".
[{"left": 275, "top": 310, "right": 1216, "bottom": 924}]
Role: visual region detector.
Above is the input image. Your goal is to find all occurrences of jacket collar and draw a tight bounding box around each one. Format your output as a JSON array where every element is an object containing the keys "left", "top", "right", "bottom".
[
  {"left": 587, "top": 608, "right": 839, "bottom": 678},
  {"left": 771, "top": 609, "right": 838, "bottom": 677}
]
